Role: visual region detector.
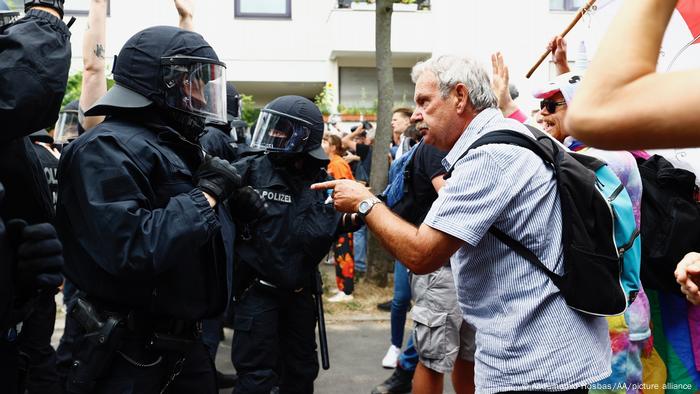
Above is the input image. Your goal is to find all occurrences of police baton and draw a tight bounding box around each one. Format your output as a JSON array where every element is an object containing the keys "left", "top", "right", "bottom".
[{"left": 313, "top": 270, "right": 330, "bottom": 370}]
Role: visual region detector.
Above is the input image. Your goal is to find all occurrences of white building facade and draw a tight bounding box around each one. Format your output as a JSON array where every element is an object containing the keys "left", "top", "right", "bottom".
[{"left": 63, "top": 0, "right": 593, "bottom": 113}]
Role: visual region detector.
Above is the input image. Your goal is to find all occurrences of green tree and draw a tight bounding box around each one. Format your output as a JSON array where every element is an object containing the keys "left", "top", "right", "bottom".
[
  {"left": 240, "top": 94, "right": 260, "bottom": 126},
  {"left": 61, "top": 71, "right": 115, "bottom": 107},
  {"left": 365, "top": 0, "right": 395, "bottom": 287}
]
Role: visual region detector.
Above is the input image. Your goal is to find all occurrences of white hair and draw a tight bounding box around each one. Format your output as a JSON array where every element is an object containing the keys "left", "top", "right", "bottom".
[{"left": 411, "top": 55, "right": 497, "bottom": 112}]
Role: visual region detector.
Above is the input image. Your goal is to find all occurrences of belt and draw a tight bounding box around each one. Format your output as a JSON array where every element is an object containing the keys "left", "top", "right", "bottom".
[
  {"left": 254, "top": 278, "right": 305, "bottom": 293},
  {"left": 80, "top": 295, "right": 201, "bottom": 339}
]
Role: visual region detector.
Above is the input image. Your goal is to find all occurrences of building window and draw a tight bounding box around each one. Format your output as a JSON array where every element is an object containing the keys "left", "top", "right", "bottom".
[
  {"left": 339, "top": 67, "right": 415, "bottom": 111},
  {"left": 235, "top": 0, "right": 291, "bottom": 19},
  {"left": 549, "top": 0, "right": 585, "bottom": 11}
]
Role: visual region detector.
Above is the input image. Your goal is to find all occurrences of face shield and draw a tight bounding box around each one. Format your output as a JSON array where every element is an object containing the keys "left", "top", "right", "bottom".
[
  {"left": 250, "top": 109, "right": 312, "bottom": 153},
  {"left": 0, "top": 11, "right": 19, "bottom": 30},
  {"left": 54, "top": 109, "right": 80, "bottom": 144},
  {"left": 161, "top": 56, "right": 227, "bottom": 124}
]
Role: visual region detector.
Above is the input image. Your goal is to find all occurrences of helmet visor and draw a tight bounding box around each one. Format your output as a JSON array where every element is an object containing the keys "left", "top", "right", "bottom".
[
  {"left": 162, "top": 57, "right": 227, "bottom": 123},
  {"left": 250, "top": 110, "right": 312, "bottom": 153},
  {"left": 54, "top": 110, "right": 80, "bottom": 144}
]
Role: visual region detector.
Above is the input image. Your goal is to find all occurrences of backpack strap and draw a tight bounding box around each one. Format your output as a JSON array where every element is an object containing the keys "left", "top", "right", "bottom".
[
  {"left": 444, "top": 129, "right": 554, "bottom": 180},
  {"left": 488, "top": 226, "right": 564, "bottom": 290},
  {"left": 442, "top": 128, "right": 565, "bottom": 290}
]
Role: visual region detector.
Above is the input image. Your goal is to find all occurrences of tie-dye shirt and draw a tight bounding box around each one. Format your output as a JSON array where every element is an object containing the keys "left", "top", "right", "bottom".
[{"left": 565, "top": 137, "right": 653, "bottom": 394}]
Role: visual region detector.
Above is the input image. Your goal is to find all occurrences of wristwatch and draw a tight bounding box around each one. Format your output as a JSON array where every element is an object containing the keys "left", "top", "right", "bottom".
[{"left": 357, "top": 197, "right": 382, "bottom": 219}]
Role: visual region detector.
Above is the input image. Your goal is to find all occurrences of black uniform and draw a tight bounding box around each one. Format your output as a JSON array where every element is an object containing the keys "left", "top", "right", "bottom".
[
  {"left": 31, "top": 142, "right": 59, "bottom": 208},
  {"left": 0, "top": 7, "right": 71, "bottom": 394},
  {"left": 55, "top": 26, "right": 257, "bottom": 394},
  {"left": 231, "top": 153, "right": 340, "bottom": 394},
  {"left": 230, "top": 95, "right": 355, "bottom": 394},
  {"left": 200, "top": 124, "right": 241, "bottom": 163},
  {"left": 56, "top": 114, "right": 229, "bottom": 392},
  {"left": 58, "top": 116, "right": 227, "bottom": 318}
]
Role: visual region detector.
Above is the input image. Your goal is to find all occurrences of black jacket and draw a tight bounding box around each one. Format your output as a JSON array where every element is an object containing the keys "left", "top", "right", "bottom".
[
  {"left": 0, "top": 9, "right": 71, "bottom": 222},
  {"left": 0, "top": 9, "right": 71, "bottom": 327},
  {"left": 233, "top": 154, "right": 341, "bottom": 291},
  {"left": 0, "top": 9, "right": 71, "bottom": 142},
  {"left": 56, "top": 116, "right": 227, "bottom": 320},
  {"left": 200, "top": 125, "right": 239, "bottom": 163}
]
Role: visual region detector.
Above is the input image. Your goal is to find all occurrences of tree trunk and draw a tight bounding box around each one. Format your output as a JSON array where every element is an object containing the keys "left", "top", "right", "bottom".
[{"left": 366, "top": 0, "right": 394, "bottom": 287}]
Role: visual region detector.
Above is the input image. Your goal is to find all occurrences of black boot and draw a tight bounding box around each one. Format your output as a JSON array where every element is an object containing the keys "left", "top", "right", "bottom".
[
  {"left": 216, "top": 370, "right": 238, "bottom": 389},
  {"left": 371, "top": 366, "right": 414, "bottom": 394}
]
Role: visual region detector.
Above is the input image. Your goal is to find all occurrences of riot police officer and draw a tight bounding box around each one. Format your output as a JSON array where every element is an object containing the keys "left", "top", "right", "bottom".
[
  {"left": 56, "top": 26, "right": 265, "bottom": 393},
  {"left": 53, "top": 99, "right": 83, "bottom": 151},
  {"left": 0, "top": 1, "right": 71, "bottom": 392},
  {"left": 230, "top": 95, "right": 361, "bottom": 394}
]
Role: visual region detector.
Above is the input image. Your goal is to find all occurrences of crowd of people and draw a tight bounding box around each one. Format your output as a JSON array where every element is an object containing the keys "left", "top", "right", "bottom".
[{"left": 1, "top": 0, "right": 699, "bottom": 393}]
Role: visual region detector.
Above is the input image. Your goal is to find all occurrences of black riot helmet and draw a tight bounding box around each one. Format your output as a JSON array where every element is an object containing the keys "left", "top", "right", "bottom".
[
  {"left": 85, "top": 26, "right": 227, "bottom": 141},
  {"left": 250, "top": 96, "right": 327, "bottom": 161},
  {"left": 53, "top": 99, "right": 80, "bottom": 145}
]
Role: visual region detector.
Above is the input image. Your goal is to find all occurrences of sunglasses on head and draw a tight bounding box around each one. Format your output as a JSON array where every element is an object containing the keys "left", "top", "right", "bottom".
[{"left": 540, "top": 99, "right": 567, "bottom": 114}]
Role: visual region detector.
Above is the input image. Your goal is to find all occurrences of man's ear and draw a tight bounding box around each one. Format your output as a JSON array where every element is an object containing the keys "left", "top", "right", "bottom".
[{"left": 454, "top": 83, "right": 470, "bottom": 115}]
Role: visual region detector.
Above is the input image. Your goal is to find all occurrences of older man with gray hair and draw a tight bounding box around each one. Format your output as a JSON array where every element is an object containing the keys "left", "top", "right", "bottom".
[{"left": 312, "top": 55, "right": 611, "bottom": 393}]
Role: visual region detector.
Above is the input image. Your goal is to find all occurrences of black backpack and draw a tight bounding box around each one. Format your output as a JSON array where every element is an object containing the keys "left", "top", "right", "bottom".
[
  {"left": 636, "top": 155, "right": 700, "bottom": 294},
  {"left": 445, "top": 127, "right": 628, "bottom": 316}
]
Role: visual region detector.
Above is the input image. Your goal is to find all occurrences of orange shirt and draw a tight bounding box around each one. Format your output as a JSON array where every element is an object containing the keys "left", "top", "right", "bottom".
[{"left": 327, "top": 153, "right": 355, "bottom": 181}]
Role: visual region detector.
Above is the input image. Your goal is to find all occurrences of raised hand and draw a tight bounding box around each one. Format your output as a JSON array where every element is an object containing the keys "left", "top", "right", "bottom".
[
  {"left": 491, "top": 52, "right": 518, "bottom": 117},
  {"left": 547, "top": 36, "right": 570, "bottom": 75}
]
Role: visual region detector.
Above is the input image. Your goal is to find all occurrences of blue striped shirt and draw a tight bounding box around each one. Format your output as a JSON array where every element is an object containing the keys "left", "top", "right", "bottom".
[{"left": 424, "top": 108, "right": 611, "bottom": 393}]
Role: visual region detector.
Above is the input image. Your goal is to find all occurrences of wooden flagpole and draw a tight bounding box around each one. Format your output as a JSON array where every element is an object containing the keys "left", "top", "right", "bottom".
[{"left": 526, "top": 0, "right": 598, "bottom": 79}]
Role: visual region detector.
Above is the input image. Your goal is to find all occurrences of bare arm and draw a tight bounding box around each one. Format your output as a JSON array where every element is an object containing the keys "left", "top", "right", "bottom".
[
  {"left": 175, "top": 0, "right": 195, "bottom": 31},
  {"left": 341, "top": 124, "right": 363, "bottom": 152},
  {"left": 364, "top": 203, "right": 462, "bottom": 274},
  {"left": 567, "top": 0, "right": 700, "bottom": 149},
  {"left": 31, "top": 6, "right": 60, "bottom": 17},
  {"left": 311, "top": 179, "right": 462, "bottom": 274},
  {"left": 431, "top": 173, "right": 446, "bottom": 193},
  {"left": 79, "top": 0, "right": 108, "bottom": 130}
]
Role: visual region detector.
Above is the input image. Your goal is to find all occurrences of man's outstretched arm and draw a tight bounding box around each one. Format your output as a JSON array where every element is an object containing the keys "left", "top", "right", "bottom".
[{"left": 311, "top": 179, "right": 462, "bottom": 274}]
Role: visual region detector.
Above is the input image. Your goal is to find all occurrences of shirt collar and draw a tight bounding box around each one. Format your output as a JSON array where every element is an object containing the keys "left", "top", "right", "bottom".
[{"left": 442, "top": 108, "right": 502, "bottom": 170}]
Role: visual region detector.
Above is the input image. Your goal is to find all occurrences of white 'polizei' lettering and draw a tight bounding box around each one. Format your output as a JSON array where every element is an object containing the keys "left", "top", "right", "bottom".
[{"left": 259, "top": 190, "right": 292, "bottom": 204}]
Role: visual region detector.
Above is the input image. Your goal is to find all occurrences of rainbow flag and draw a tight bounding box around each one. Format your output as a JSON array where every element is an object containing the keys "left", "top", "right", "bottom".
[{"left": 647, "top": 290, "right": 700, "bottom": 393}]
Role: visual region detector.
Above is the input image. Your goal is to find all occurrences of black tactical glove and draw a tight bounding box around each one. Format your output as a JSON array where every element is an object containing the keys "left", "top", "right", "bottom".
[
  {"left": 228, "top": 186, "right": 268, "bottom": 223},
  {"left": 24, "top": 0, "right": 65, "bottom": 18},
  {"left": 196, "top": 156, "right": 243, "bottom": 203},
  {"left": 6, "top": 219, "right": 64, "bottom": 299}
]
